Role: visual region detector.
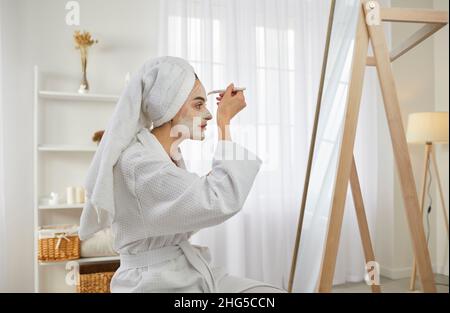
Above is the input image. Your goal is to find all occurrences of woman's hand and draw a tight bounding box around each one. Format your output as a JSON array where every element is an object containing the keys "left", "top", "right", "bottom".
[{"left": 216, "top": 83, "right": 247, "bottom": 126}]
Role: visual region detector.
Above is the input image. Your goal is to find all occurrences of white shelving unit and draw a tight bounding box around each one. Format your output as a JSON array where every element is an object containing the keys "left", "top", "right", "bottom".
[
  {"left": 39, "top": 256, "right": 120, "bottom": 267},
  {"left": 39, "top": 90, "right": 119, "bottom": 102},
  {"left": 38, "top": 144, "right": 98, "bottom": 152},
  {"left": 38, "top": 204, "right": 84, "bottom": 210},
  {"left": 33, "top": 66, "right": 120, "bottom": 292}
]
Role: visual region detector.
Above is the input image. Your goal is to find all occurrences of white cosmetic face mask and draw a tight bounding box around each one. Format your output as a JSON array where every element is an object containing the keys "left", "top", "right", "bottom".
[
  {"left": 177, "top": 95, "right": 213, "bottom": 136},
  {"left": 169, "top": 112, "right": 212, "bottom": 161},
  {"left": 169, "top": 79, "right": 212, "bottom": 159},
  {"left": 173, "top": 114, "right": 205, "bottom": 136}
]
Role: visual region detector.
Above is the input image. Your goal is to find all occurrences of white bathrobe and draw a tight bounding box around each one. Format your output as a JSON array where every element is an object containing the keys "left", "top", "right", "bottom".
[{"left": 109, "top": 127, "right": 284, "bottom": 293}]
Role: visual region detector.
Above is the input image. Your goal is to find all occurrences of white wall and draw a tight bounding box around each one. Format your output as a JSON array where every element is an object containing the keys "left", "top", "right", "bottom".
[
  {"left": 384, "top": 0, "right": 449, "bottom": 279},
  {"left": 1, "top": 0, "right": 160, "bottom": 292},
  {"left": 433, "top": 0, "right": 449, "bottom": 276},
  {"left": 390, "top": 0, "right": 435, "bottom": 278}
]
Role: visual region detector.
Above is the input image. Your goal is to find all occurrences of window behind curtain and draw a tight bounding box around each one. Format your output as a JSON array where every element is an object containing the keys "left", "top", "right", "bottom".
[{"left": 165, "top": 0, "right": 298, "bottom": 170}]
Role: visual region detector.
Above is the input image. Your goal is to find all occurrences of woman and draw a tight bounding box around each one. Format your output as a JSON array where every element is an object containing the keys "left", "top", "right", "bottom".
[{"left": 79, "top": 56, "right": 286, "bottom": 293}]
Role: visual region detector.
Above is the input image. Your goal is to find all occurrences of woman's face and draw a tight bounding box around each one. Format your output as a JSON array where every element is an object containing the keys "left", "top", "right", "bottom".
[{"left": 171, "top": 79, "right": 212, "bottom": 141}]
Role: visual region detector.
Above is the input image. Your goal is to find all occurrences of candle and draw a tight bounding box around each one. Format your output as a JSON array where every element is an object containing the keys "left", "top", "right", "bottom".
[
  {"left": 66, "top": 187, "right": 76, "bottom": 204},
  {"left": 75, "top": 187, "right": 85, "bottom": 203}
]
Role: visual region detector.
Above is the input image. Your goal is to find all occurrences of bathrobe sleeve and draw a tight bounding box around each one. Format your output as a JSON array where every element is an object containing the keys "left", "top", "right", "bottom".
[{"left": 130, "top": 141, "right": 262, "bottom": 236}]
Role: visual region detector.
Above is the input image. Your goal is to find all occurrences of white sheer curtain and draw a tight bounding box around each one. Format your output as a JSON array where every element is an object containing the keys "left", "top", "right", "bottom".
[
  {"left": 0, "top": 0, "right": 8, "bottom": 292},
  {"left": 158, "top": 0, "right": 388, "bottom": 291}
]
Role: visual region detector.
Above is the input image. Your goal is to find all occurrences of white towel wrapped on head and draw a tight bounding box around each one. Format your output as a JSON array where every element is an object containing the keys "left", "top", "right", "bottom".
[{"left": 79, "top": 56, "right": 196, "bottom": 240}]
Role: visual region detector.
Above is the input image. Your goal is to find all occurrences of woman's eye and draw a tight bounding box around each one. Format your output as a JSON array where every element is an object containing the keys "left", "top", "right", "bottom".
[{"left": 196, "top": 103, "right": 202, "bottom": 109}]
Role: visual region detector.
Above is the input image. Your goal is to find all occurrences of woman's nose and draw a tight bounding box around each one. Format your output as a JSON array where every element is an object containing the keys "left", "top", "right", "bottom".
[{"left": 205, "top": 110, "right": 213, "bottom": 120}]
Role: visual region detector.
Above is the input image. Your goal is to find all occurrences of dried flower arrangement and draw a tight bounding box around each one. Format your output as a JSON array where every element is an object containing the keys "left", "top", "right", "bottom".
[
  {"left": 74, "top": 30, "right": 98, "bottom": 93},
  {"left": 92, "top": 130, "right": 105, "bottom": 145}
]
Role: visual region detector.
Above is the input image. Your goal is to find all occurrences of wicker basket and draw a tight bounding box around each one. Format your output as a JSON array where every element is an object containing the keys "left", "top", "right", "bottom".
[
  {"left": 38, "top": 225, "right": 80, "bottom": 261},
  {"left": 77, "top": 261, "right": 119, "bottom": 293}
]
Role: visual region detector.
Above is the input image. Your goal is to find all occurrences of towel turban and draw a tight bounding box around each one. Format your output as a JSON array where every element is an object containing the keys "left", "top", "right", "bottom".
[{"left": 79, "top": 56, "right": 196, "bottom": 240}]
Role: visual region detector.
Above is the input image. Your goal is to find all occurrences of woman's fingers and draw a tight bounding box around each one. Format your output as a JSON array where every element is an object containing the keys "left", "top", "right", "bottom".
[
  {"left": 217, "top": 88, "right": 237, "bottom": 99},
  {"left": 215, "top": 84, "right": 242, "bottom": 106},
  {"left": 218, "top": 92, "right": 236, "bottom": 100}
]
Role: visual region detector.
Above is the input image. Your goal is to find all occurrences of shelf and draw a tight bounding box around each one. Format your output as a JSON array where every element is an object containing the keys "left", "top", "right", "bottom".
[
  {"left": 38, "top": 144, "right": 97, "bottom": 152},
  {"left": 39, "top": 90, "right": 119, "bottom": 102},
  {"left": 39, "top": 256, "right": 120, "bottom": 266},
  {"left": 33, "top": 66, "right": 116, "bottom": 292},
  {"left": 39, "top": 204, "right": 84, "bottom": 210}
]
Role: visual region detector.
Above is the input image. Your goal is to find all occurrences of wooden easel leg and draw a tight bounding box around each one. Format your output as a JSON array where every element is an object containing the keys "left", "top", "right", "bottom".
[
  {"left": 316, "top": 6, "right": 370, "bottom": 292},
  {"left": 363, "top": 4, "right": 436, "bottom": 293},
  {"left": 409, "top": 144, "right": 432, "bottom": 291},
  {"left": 350, "top": 157, "right": 382, "bottom": 293}
]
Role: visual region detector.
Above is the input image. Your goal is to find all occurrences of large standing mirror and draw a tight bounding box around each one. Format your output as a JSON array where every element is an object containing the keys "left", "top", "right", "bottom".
[{"left": 290, "top": 0, "right": 362, "bottom": 292}]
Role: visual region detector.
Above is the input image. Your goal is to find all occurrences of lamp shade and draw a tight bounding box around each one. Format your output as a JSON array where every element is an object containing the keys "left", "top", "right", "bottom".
[{"left": 406, "top": 112, "right": 449, "bottom": 144}]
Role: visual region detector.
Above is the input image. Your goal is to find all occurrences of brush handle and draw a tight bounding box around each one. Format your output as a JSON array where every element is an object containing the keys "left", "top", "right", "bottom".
[{"left": 207, "top": 87, "right": 246, "bottom": 96}]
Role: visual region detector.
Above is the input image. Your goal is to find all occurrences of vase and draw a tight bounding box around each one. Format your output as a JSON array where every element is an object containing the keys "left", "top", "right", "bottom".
[
  {"left": 78, "top": 47, "right": 89, "bottom": 94},
  {"left": 79, "top": 70, "right": 89, "bottom": 94}
]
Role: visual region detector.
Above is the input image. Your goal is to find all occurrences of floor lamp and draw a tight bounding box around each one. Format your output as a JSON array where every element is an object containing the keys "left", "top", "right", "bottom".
[{"left": 406, "top": 112, "right": 449, "bottom": 291}]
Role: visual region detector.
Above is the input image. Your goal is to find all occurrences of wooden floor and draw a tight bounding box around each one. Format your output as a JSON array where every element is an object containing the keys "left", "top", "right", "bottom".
[{"left": 332, "top": 274, "right": 449, "bottom": 293}]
